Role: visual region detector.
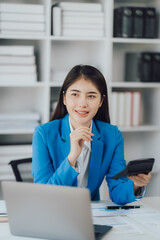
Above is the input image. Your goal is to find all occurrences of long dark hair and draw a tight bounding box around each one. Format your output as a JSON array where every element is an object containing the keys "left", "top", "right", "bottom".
[{"left": 50, "top": 65, "right": 110, "bottom": 123}]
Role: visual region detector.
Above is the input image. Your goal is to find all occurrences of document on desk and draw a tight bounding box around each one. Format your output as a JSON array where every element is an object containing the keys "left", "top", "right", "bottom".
[
  {"left": 128, "top": 212, "right": 160, "bottom": 238},
  {"left": 93, "top": 216, "right": 143, "bottom": 235},
  {"left": 91, "top": 202, "right": 157, "bottom": 217},
  {"left": 0, "top": 200, "right": 7, "bottom": 216}
]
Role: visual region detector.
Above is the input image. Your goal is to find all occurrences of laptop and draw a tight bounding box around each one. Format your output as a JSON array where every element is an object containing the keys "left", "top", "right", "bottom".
[{"left": 2, "top": 181, "right": 112, "bottom": 240}]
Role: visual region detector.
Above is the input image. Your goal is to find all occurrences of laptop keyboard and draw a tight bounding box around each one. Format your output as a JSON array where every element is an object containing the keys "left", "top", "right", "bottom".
[{"left": 94, "top": 224, "right": 112, "bottom": 240}]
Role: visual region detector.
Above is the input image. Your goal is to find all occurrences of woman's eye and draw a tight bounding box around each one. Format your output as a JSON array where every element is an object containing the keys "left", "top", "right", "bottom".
[
  {"left": 71, "top": 93, "right": 77, "bottom": 96},
  {"left": 88, "top": 95, "right": 96, "bottom": 98}
]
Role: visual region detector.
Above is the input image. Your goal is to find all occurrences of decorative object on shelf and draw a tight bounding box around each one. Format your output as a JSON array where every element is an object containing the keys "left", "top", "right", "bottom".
[
  {"left": 114, "top": 6, "right": 157, "bottom": 38},
  {"left": 0, "top": 45, "right": 37, "bottom": 84},
  {"left": 51, "top": 2, "right": 104, "bottom": 37},
  {"left": 125, "top": 52, "right": 160, "bottom": 82},
  {"left": 111, "top": 91, "right": 141, "bottom": 127},
  {"left": 0, "top": 2, "right": 45, "bottom": 36}
]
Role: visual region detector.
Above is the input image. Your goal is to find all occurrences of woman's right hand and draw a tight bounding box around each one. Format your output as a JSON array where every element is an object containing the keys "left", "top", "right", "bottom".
[{"left": 67, "top": 126, "right": 94, "bottom": 167}]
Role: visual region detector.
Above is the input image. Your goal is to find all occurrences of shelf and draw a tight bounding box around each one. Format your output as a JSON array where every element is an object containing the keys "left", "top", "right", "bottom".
[
  {"left": 50, "top": 36, "right": 107, "bottom": 41},
  {"left": 112, "top": 38, "right": 160, "bottom": 44},
  {"left": 119, "top": 125, "right": 160, "bottom": 132},
  {"left": 110, "top": 82, "right": 160, "bottom": 88}
]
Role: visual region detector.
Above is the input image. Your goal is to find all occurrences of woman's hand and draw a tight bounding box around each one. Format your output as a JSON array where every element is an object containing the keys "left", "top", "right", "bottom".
[
  {"left": 68, "top": 126, "right": 94, "bottom": 167},
  {"left": 128, "top": 173, "right": 151, "bottom": 194}
]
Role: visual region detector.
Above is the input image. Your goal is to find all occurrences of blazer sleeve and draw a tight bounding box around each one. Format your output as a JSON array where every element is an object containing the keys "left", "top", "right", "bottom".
[
  {"left": 32, "top": 126, "right": 78, "bottom": 185},
  {"left": 105, "top": 126, "right": 137, "bottom": 205}
]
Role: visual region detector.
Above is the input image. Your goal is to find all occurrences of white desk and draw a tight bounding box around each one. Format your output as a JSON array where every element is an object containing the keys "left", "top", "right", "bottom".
[{"left": 0, "top": 197, "right": 160, "bottom": 240}]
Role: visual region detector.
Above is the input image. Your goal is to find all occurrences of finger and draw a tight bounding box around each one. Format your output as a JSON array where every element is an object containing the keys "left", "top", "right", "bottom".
[
  {"left": 71, "top": 132, "right": 93, "bottom": 142},
  {"left": 75, "top": 128, "right": 94, "bottom": 136}
]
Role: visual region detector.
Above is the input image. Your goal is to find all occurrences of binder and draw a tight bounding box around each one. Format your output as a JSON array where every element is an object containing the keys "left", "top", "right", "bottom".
[
  {"left": 144, "top": 8, "right": 157, "bottom": 38},
  {"left": 132, "top": 7, "right": 144, "bottom": 38},
  {"left": 139, "top": 52, "right": 153, "bottom": 82},
  {"left": 114, "top": 7, "right": 133, "bottom": 38},
  {"left": 152, "top": 53, "right": 160, "bottom": 82},
  {"left": 125, "top": 53, "right": 140, "bottom": 82}
]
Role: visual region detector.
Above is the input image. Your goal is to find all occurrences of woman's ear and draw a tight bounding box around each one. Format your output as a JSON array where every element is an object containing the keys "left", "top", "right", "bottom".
[
  {"left": 63, "top": 91, "right": 66, "bottom": 106},
  {"left": 99, "top": 95, "right": 105, "bottom": 108}
]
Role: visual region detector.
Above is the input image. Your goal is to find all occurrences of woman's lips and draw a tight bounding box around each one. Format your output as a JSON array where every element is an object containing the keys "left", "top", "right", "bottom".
[{"left": 75, "top": 110, "right": 89, "bottom": 117}]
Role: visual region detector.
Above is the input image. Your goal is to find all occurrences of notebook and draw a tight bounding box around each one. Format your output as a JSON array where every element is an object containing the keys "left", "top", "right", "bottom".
[{"left": 2, "top": 181, "right": 112, "bottom": 240}]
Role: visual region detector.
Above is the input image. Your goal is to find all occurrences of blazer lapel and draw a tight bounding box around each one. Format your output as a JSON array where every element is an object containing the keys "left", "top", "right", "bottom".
[
  {"left": 87, "top": 120, "right": 104, "bottom": 193},
  {"left": 60, "top": 114, "right": 71, "bottom": 159}
]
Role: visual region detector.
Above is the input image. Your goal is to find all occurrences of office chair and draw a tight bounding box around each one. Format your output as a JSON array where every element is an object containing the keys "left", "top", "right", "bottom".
[{"left": 8, "top": 158, "right": 33, "bottom": 182}]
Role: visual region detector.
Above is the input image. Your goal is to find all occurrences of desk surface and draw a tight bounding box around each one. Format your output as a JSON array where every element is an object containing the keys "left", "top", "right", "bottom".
[{"left": 0, "top": 196, "right": 160, "bottom": 240}]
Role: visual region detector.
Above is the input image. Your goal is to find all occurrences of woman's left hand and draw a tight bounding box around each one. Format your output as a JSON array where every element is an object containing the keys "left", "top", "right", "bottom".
[{"left": 128, "top": 173, "right": 151, "bottom": 193}]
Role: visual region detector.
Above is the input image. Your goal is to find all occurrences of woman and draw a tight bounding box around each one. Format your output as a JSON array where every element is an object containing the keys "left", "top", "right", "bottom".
[{"left": 32, "top": 65, "right": 151, "bottom": 205}]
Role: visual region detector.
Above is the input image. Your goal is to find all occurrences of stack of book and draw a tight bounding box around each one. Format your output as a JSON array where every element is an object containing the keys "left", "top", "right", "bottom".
[
  {"left": 52, "top": 2, "right": 104, "bottom": 37},
  {"left": 0, "top": 144, "right": 32, "bottom": 181},
  {"left": 0, "top": 45, "right": 37, "bottom": 84},
  {"left": 111, "top": 91, "right": 142, "bottom": 127},
  {"left": 0, "top": 111, "right": 40, "bottom": 131},
  {"left": 0, "top": 2, "right": 45, "bottom": 35}
]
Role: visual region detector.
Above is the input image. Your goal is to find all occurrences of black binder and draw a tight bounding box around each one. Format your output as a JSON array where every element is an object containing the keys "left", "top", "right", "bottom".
[
  {"left": 139, "top": 52, "right": 153, "bottom": 82},
  {"left": 144, "top": 8, "right": 157, "bottom": 38},
  {"left": 152, "top": 53, "right": 160, "bottom": 82},
  {"left": 132, "top": 7, "right": 144, "bottom": 38},
  {"left": 114, "top": 7, "right": 133, "bottom": 38}
]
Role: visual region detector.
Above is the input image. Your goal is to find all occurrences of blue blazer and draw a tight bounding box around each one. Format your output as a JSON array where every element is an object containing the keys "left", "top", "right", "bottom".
[{"left": 32, "top": 114, "right": 137, "bottom": 205}]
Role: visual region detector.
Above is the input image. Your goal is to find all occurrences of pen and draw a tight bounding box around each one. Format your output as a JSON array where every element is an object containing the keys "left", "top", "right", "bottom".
[{"left": 106, "top": 205, "right": 141, "bottom": 210}]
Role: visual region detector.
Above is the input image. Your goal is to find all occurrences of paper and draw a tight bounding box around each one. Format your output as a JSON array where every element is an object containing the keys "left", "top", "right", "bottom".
[
  {"left": 129, "top": 212, "right": 160, "bottom": 238},
  {"left": 93, "top": 216, "right": 143, "bottom": 235},
  {"left": 0, "top": 200, "right": 7, "bottom": 216},
  {"left": 91, "top": 201, "right": 157, "bottom": 217}
]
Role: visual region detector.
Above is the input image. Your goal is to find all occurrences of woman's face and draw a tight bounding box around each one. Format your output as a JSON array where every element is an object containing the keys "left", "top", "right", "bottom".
[{"left": 63, "top": 77, "right": 103, "bottom": 129}]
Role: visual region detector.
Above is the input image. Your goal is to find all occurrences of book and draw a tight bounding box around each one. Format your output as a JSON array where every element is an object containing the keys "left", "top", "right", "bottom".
[
  {"left": 124, "top": 92, "right": 132, "bottom": 126},
  {"left": 132, "top": 7, "right": 144, "bottom": 38},
  {"left": 0, "top": 46, "right": 34, "bottom": 56},
  {"left": 51, "top": 6, "right": 62, "bottom": 36},
  {"left": 111, "top": 92, "right": 118, "bottom": 125},
  {"left": 0, "top": 74, "right": 37, "bottom": 84},
  {"left": 0, "top": 65, "right": 36, "bottom": 73},
  {"left": 0, "top": 112, "right": 40, "bottom": 121},
  {"left": 144, "top": 8, "right": 157, "bottom": 38},
  {"left": 114, "top": 7, "right": 133, "bottom": 38},
  {"left": 63, "top": 24, "right": 103, "bottom": 30},
  {"left": 132, "top": 91, "right": 141, "bottom": 126},
  {"left": 0, "top": 3, "right": 44, "bottom": 14},
  {"left": 0, "top": 12, "right": 45, "bottom": 22},
  {"left": 0, "top": 56, "right": 35, "bottom": 64},
  {"left": 0, "top": 30, "right": 45, "bottom": 36},
  {"left": 118, "top": 92, "right": 125, "bottom": 126},
  {"left": 0, "top": 22, "right": 45, "bottom": 31},
  {"left": 63, "top": 11, "right": 104, "bottom": 18},
  {"left": 62, "top": 28, "right": 104, "bottom": 37},
  {"left": 58, "top": 2, "right": 102, "bottom": 12},
  {"left": 62, "top": 15, "right": 104, "bottom": 25},
  {"left": 0, "top": 144, "right": 32, "bottom": 155}
]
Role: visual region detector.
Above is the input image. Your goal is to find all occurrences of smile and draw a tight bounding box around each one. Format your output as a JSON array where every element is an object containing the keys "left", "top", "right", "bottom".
[{"left": 75, "top": 110, "right": 89, "bottom": 117}]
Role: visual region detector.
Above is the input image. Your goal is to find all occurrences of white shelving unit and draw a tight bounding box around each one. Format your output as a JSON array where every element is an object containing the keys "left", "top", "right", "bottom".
[{"left": 0, "top": 0, "right": 160, "bottom": 198}]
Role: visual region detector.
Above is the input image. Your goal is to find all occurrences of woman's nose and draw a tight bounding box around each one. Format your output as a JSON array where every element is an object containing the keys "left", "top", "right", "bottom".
[{"left": 78, "top": 96, "right": 88, "bottom": 107}]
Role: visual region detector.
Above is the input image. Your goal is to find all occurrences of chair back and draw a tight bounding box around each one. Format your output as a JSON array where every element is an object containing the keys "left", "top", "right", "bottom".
[{"left": 9, "top": 158, "right": 32, "bottom": 182}]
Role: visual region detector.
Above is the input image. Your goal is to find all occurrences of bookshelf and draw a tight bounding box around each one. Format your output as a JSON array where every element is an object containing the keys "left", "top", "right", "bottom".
[{"left": 0, "top": 0, "right": 160, "bottom": 199}]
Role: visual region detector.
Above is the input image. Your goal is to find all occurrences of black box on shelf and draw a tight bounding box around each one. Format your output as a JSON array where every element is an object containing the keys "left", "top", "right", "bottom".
[
  {"left": 139, "top": 52, "right": 153, "bottom": 82},
  {"left": 132, "top": 7, "right": 144, "bottom": 38},
  {"left": 125, "top": 53, "right": 140, "bottom": 82},
  {"left": 144, "top": 8, "right": 157, "bottom": 38},
  {"left": 152, "top": 53, "right": 160, "bottom": 82},
  {"left": 114, "top": 7, "right": 133, "bottom": 38}
]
